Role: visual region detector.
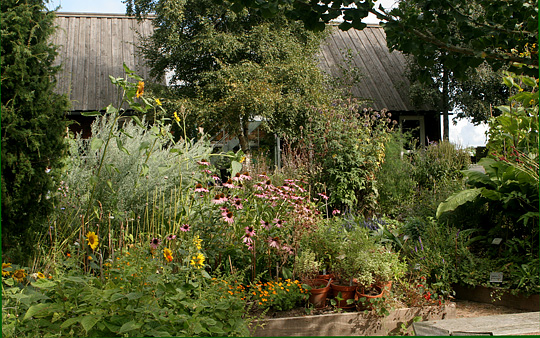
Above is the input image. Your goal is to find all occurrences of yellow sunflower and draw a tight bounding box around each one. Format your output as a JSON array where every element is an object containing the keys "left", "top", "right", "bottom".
[
  {"left": 193, "top": 235, "right": 202, "bottom": 250},
  {"left": 13, "top": 269, "right": 27, "bottom": 283},
  {"left": 190, "top": 253, "right": 205, "bottom": 269},
  {"left": 163, "top": 248, "right": 173, "bottom": 262},
  {"left": 86, "top": 231, "right": 99, "bottom": 251},
  {"left": 36, "top": 272, "right": 46, "bottom": 279},
  {"left": 136, "top": 81, "right": 144, "bottom": 98},
  {"left": 2, "top": 262, "right": 12, "bottom": 276}
]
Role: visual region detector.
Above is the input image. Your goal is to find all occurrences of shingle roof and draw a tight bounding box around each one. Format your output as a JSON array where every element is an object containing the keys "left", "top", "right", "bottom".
[
  {"left": 319, "top": 25, "right": 432, "bottom": 112},
  {"left": 51, "top": 13, "right": 157, "bottom": 112}
]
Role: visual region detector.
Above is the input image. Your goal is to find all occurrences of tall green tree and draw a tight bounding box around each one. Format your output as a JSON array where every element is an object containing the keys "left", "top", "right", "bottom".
[
  {"left": 212, "top": 0, "right": 538, "bottom": 75},
  {"left": 1, "top": 0, "right": 70, "bottom": 263},
  {"left": 125, "top": 0, "right": 329, "bottom": 154}
]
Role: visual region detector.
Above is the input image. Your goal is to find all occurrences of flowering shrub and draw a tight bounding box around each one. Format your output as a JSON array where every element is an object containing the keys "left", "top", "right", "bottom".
[
  {"left": 250, "top": 279, "right": 308, "bottom": 311},
  {"left": 304, "top": 99, "right": 394, "bottom": 214},
  {"left": 2, "top": 241, "right": 250, "bottom": 337}
]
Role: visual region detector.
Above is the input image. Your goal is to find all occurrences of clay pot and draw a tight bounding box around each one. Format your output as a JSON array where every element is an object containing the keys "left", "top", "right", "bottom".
[
  {"left": 380, "top": 281, "right": 392, "bottom": 295},
  {"left": 331, "top": 282, "right": 358, "bottom": 309},
  {"left": 356, "top": 285, "right": 383, "bottom": 310},
  {"left": 306, "top": 279, "right": 331, "bottom": 309}
]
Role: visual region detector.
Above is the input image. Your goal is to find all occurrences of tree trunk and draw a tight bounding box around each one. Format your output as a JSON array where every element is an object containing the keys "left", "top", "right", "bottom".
[
  {"left": 238, "top": 120, "right": 251, "bottom": 155},
  {"left": 442, "top": 65, "right": 450, "bottom": 141}
]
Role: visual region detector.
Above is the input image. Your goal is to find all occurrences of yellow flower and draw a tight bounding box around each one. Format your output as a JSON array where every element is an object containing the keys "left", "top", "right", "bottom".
[
  {"left": 190, "top": 253, "right": 205, "bottom": 269},
  {"left": 36, "top": 272, "right": 45, "bottom": 279},
  {"left": 173, "top": 111, "right": 180, "bottom": 122},
  {"left": 193, "top": 235, "right": 202, "bottom": 250},
  {"left": 240, "top": 156, "right": 246, "bottom": 163},
  {"left": 86, "top": 231, "right": 99, "bottom": 251},
  {"left": 163, "top": 248, "right": 173, "bottom": 262},
  {"left": 136, "top": 81, "right": 144, "bottom": 98},
  {"left": 155, "top": 98, "right": 162, "bottom": 106},
  {"left": 12, "top": 269, "right": 27, "bottom": 283},
  {"left": 2, "top": 263, "right": 12, "bottom": 276}
]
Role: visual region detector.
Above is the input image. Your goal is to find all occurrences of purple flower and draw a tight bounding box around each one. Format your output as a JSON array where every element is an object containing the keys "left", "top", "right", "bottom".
[
  {"left": 180, "top": 224, "right": 190, "bottom": 232},
  {"left": 150, "top": 237, "right": 161, "bottom": 249},
  {"left": 166, "top": 234, "right": 177, "bottom": 240}
]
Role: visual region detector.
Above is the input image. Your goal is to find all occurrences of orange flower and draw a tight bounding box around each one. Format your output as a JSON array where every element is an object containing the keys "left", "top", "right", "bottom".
[{"left": 136, "top": 81, "right": 144, "bottom": 98}]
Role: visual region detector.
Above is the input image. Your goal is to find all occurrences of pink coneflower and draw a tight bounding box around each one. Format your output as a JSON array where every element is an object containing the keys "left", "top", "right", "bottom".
[
  {"left": 268, "top": 236, "right": 280, "bottom": 248},
  {"left": 232, "top": 173, "right": 242, "bottom": 182},
  {"left": 212, "top": 175, "right": 221, "bottom": 182},
  {"left": 244, "top": 226, "right": 256, "bottom": 237},
  {"left": 260, "top": 219, "right": 271, "bottom": 230},
  {"left": 194, "top": 183, "right": 209, "bottom": 193},
  {"left": 166, "top": 234, "right": 177, "bottom": 240},
  {"left": 273, "top": 218, "right": 284, "bottom": 228},
  {"left": 150, "top": 237, "right": 161, "bottom": 249},
  {"left": 196, "top": 159, "right": 210, "bottom": 166},
  {"left": 212, "top": 193, "right": 227, "bottom": 204},
  {"left": 243, "top": 236, "right": 254, "bottom": 250},
  {"left": 258, "top": 173, "right": 269, "bottom": 180},
  {"left": 223, "top": 179, "right": 236, "bottom": 188},
  {"left": 281, "top": 244, "right": 293, "bottom": 255},
  {"left": 180, "top": 224, "right": 191, "bottom": 232},
  {"left": 239, "top": 172, "right": 252, "bottom": 181},
  {"left": 202, "top": 169, "right": 212, "bottom": 174},
  {"left": 317, "top": 193, "right": 329, "bottom": 200},
  {"left": 223, "top": 211, "right": 234, "bottom": 224},
  {"left": 232, "top": 197, "right": 243, "bottom": 210},
  {"left": 332, "top": 209, "right": 341, "bottom": 215}
]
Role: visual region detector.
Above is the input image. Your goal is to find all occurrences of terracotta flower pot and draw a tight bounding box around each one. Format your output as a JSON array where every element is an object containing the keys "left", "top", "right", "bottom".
[
  {"left": 306, "top": 279, "right": 331, "bottom": 309},
  {"left": 356, "top": 285, "right": 383, "bottom": 310},
  {"left": 331, "top": 282, "right": 358, "bottom": 309},
  {"left": 379, "top": 281, "right": 392, "bottom": 295}
]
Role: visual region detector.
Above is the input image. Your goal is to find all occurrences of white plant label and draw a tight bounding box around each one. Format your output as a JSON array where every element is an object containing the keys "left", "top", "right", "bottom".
[
  {"left": 491, "top": 238, "right": 502, "bottom": 245},
  {"left": 490, "top": 272, "right": 503, "bottom": 283}
]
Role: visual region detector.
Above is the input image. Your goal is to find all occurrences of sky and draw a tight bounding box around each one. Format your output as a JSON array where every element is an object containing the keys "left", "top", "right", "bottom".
[{"left": 47, "top": 0, "right": 489, "bottom": 147}]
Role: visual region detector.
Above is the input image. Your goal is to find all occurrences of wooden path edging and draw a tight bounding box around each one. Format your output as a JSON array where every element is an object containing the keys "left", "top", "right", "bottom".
[
  {"left": 252, "top": 303, "right": 455, "bottom": 336},
  {"left": 453, "top": 284, "right": 540, "bottom": 311}
]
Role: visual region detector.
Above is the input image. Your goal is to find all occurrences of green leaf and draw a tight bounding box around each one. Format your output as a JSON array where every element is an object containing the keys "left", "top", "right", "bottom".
[
  {"left": 106, "top": 104, "right": 118, "bottom": 115},
  {"left": 23, "top": 303, "right": 60, "bottom": 320},
  {"left": 110, "top": 293, "right": 125, "bottom": 302},
  {"left": 90, "top": 137, "right": 104, "bottom": 151},
  {"left": 80, "top": 111, "right": 102, "bottom": 117},
  {"left": 60, "top": 317, "right": 80, "bottom": 329},
  {"left": 80, "top": 314, "right": 101, "bottom": 333},
  {"left": 436, "top": 188, "right": 483, "bottom": 218},
  {"left": 106, "top": 180, "right": 115, "bottom": 193},
  {"left": 119, "top": 320, "right": 141, "bottom": 333},
  {"left": 31, "top": 278, "right": 56, "bottom": 289},
  {"left": 131, "top": 115, "right": 145, "bottom": 129}
]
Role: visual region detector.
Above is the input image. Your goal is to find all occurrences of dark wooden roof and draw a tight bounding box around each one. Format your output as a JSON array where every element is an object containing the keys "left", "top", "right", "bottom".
[
  {"left": 51, "top": 15, "right": 427, "bottom": 113},
  {"left": 51, "top": 13, "right": 157, "bottom": 112},
  {"left": 319, "top": 25, "right": 432, "bottom": 112}
]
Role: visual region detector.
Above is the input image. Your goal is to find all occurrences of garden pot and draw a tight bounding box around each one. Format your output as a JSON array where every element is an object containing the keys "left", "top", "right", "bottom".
[
  {"left": 356, "top": 285, "right": 383, "bottom": 310},
  {"left": 331, "top": 282, "right": 358, "bottom": 309},
  {"left": 306, "top": 279, "right": 331, "bottom": 309},
  {"left": 316, "top": 274, "right": 335, "bottom": 298},
  {"left": 379, "top": 281, "right": 392, "bottom": 295}
]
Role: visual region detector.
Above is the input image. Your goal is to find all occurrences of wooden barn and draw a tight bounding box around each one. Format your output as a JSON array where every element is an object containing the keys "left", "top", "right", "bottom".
[
  {"left": 318, "top": 25, "right": 441, "bottom": 146},
  {"left": 51, "top": 13, "right": 441, "bottom": 146}
]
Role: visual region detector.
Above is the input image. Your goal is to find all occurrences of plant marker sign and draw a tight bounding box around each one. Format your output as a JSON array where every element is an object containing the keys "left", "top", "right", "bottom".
[{"left": 490, "top": 272, "right": 503, "bottom": 283}]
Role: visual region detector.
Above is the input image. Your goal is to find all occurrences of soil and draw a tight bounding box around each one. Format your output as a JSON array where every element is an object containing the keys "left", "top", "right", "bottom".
[{"left": 454, "top": 299, "right": 529, "bottom": 318}]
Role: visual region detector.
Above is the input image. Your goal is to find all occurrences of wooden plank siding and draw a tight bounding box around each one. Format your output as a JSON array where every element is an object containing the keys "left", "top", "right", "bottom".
[
  {"left": 52, "top": 15, "right": 434, "bottom": 116},
  {"left": 52, "top": 13, "right": 161, "bottom": 112},
  {"left": 318, "top": 25, "right": 433, "bottom": 112}
]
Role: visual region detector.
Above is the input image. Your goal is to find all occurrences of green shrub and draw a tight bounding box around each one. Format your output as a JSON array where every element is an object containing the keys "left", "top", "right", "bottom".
[
  {"left": 304, "top": 99, "right": 394, "bottom": 213},
  {"left": 376, "top": 131, "right": 416, "bottom": 218},
  {"left": 1, "top": 0, "right": 70, "bottom": 264},
  {"left": 2, "top": 243, "right": 251, "bottom": 337}
]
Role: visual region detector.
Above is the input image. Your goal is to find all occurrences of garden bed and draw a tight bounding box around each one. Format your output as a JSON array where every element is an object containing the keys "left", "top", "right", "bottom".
[
  {"left": 452, "top": 284, "right": 540, "bottom": 311},
  {"left": 251, "top": 303, "right": 455, "bottom": 336}
]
